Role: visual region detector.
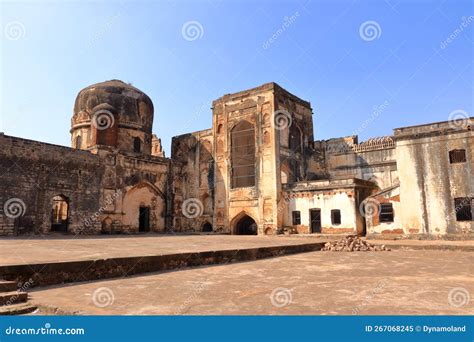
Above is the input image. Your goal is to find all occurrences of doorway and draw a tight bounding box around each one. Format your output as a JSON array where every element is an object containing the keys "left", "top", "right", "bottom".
[
  {"left": 202, "top": 222, "right": 213, "bottom": 232},
  {"left": 310, "top": 209, "right": 321, "bottom": 233},
  {"left": 139, "top": 206, "right": 150, "bottom": 232},
  {"left": 51, "top": 195, "right": 69, "bottom": 232},
  {"left": 234, "top": 215, "right": 258, "bottom": 235}
]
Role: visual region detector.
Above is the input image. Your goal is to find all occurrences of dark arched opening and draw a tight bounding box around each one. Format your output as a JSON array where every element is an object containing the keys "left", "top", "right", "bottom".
[
  {"left": 202, "top": 222, "right": 213, "bottom": 232},
  {"left": 235, "top": 215, "right": 257, "bottom": 235},
  {"left": 75, "top": 135, "right": 82, "bottom": 149},
  {"left": 51, "top": 195, "right": 69, "bottom": 232}
]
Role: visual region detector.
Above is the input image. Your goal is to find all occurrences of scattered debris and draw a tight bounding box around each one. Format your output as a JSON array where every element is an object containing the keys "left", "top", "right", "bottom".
[{"left": 322, "top": 235, "right": 390, "bottom": 252}]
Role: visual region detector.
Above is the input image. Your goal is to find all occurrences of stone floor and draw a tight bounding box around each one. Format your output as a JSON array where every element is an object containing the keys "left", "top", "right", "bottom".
[
  {"left": 0, "top": 234, "right": 322, "bottom": 266},
  {"left": 2, "top": 234, "right": 473, "bottom": 266},
  {"left": 29, "top": 249, "right": 473, "bottom": 315}
]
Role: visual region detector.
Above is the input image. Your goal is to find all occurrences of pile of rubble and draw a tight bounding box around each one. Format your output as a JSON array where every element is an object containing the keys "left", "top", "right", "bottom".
[{"left": 322, "top": 235, "right": 390, "bottom": 252}]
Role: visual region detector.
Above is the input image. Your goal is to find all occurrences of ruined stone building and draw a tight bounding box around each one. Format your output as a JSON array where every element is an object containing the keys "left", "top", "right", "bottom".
[{"left": 0, "top": 80, "right": 472, "bottom": 238}]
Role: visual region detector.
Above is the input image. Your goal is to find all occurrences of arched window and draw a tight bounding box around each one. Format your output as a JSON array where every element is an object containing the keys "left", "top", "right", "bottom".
[
  {"left": 231, "top": 121, "right": 255, "bottom": 188},
  {"left": 289, "top": 124, "right": 302, "bottom": 153},
  {"left": 133, "top": 137, "right": 141, "bottom": 153},
  {"left": 75, "top": 135, "right": 82, "bottom": 149}
]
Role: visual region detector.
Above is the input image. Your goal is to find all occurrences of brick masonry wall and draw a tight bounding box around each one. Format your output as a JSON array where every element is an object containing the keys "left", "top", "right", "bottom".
[{"left": 0, "top": 134, "right": 104, "bottom": 236}]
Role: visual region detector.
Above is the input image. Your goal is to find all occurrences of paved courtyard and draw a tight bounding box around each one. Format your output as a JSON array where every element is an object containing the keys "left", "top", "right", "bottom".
[
  {"left": 1, "top": 234, "right": 472, "bottom": 267},
  {"left": 30, "top": 249, "right": 473, "bottom": 315},
  {"left": 0, "top": 235, "right": 322, "bottom": 266}
]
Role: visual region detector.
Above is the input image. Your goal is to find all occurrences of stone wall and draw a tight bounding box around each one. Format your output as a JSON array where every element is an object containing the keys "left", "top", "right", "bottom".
[
  {"left": 0, "top": 134, "right": 104, "bottom": 235},
  {"left": 91, "top": 147, "right": 170, "bottom": 234},
  {"left": 0, "top": 134, "right": 170, "bottom": 236},
  {"left": 171, "top": 129, "right": 215, "bottom": 232}
]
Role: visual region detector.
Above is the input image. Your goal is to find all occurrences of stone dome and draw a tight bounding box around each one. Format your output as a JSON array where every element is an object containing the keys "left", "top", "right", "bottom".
[{"left": 71, "top": 80, "right": 155, "bottom": 155}]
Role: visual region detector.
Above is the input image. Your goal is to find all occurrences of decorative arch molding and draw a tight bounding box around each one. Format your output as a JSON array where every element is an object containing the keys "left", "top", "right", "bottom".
[
  {"left": 227, "top": 118, "right": 255, "bottom": 132},
  {"left": 121, "top": 181, "right": 166, "bottom": 232},
  {"left": 123, "top": 180, "right": 166, "bottom": 200}
]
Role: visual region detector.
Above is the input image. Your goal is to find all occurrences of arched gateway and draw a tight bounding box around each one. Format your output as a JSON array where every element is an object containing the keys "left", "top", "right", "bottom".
[{"left": 233, "top": 214, "right": 258, "bottom": 235}]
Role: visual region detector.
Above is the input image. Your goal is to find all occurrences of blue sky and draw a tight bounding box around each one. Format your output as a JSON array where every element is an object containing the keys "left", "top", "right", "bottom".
[{"left": 1, "top": 0, "right": 473, "bottom": 156}]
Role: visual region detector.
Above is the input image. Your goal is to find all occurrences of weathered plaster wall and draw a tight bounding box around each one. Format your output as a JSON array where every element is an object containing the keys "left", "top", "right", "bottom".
[
  {"left": 395, "top": 120, "right": 474, "bottom": 236},
  {"left": 309, "top": 136, "right": 397, "bottom": 190},
  {"left": 282, "top": 179, "right": 375, "bottom": 235},
  {"left": 365, "top": 187, "right": 403, "bottom": 235},
  {"left": 285, "top": 191, "right": 357, "bottom": 234}
]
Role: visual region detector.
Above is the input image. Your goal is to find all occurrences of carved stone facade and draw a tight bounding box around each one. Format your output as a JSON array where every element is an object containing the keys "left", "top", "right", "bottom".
[{"left": 0, "top": 81, "right": 472, "bottom": 238}]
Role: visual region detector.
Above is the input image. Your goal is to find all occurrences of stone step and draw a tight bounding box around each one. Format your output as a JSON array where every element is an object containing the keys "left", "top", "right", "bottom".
[
  {"left": 0, "top": 302, "right": 37, "bottom": 315},
  {"left": 0, "top": 291, "right": 28, "bottom": 306},
  {"left": 0, "top": 280, "right": 17, "bottom": 292}
]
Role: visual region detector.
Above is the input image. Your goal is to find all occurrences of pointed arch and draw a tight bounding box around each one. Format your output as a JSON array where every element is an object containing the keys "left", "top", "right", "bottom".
[
  {"left": 123, "top": 180, "right": 166, "bottom": 200},
  {"left": 122, "top": 181, "right": 166, "bottom": 232},
  {"left": 230, "top": 211, "right": 258, "bottom": 235},
  {"left": 289, "top": 122, "right": 303, "bottom": 153}
]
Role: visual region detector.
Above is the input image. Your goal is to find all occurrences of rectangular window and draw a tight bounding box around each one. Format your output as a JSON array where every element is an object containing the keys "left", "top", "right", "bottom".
[
  {"left": 292, "top": 211, "right": 301, "bottom": 225},
  {"left": 454, "top": 197, "right": 473, "bottom": 221},
  {"left": 331, "top": 209, "right": 341, "bottom": 225},
  {"left": 449, "top": 149, "right": 467, "bottom": 164},
  {"left": 379, "top": 203, "right": 394, "bottom": 223}
]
